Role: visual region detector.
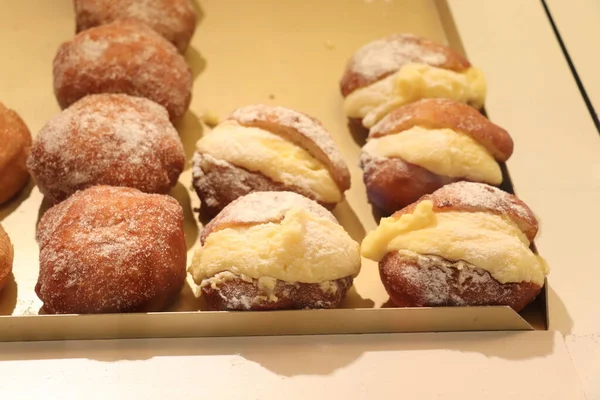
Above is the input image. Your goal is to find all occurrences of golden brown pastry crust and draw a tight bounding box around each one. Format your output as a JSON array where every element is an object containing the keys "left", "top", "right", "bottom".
[
  {"left": 0, "top": 225, "right": 13, "bottom": 293},
  {"left": 35, "top": 186, "right": 187, "bottom": 314},
  {"left": 193, "top": 105, "right": 350, "bottom": 217},
  {"left": 192, "top": 153, "right": 337, "bottom": 219},
  {"left": 27, "top": 94, "right": 185, "bottom": 205},
  {"left": 379, "top": 251, "right": 542, "bottom": 312},
  {"left": 53, "top": 19, "right": 192, "bottom": 121},
  {"left": 201, "top": 275, "right": 353, "bottom": 311},
  {"left": 0, "top": 102, "right": 31, "bottom": 205},
  {"left": 74, "top": 0, "right": 198, "bottom": 53},
  {"left": 195, "top": 191, "right": 355, "bottom": 311},
  {"left": 340, "top": 33, "right": 471, "bottom": 97},
  {"left": 360, "top": 153, "right": 458, "bottom": 215},
  {"left": 390, "top": 181, "right": 538, "bottom": 241},
  {"left": 370, "top": 99, "right": 513, "bottom": 161}
]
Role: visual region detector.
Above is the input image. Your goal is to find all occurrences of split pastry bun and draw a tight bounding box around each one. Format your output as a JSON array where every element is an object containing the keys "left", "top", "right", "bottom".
[
  {"left": 0, "top": 102, "right": 32, "bottom": 205},
  {"left": 27, "top": 94, "right": 185, "bottom": 204},
  {"left": 192, "top": 104, "right": 351, "bottom": 218},
  {"left": 341, "top": 33, "right": 486, "bottom": 128},
  {"left": 53, "top": 19, "right": 192, "bottom": 121},
  {"left": 188, "top": 191, "right": 361, "bottom": 311},
  {"left": 74, "top": 0, "right": 198, "bottom": 53},
  {"left": 0, "top": 225, "right": 13, "bottom": 293},
  {"left": 362, "top": 182, "right": 549, "bottom": 312},
  {"left": 361, "top": 98, "right": 513, "bottom": 214},
  {"left": 35, "top": 186, "right": 187, "bottom": 314}
]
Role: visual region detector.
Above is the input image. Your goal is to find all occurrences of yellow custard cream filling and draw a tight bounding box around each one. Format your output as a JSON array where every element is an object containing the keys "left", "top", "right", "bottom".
[
  {"left": 344, "top": 63, "right": 487, "bottom": 128},
  {"left": 361, "top": 201, "right": 548, "bottom": 285},
  {"left": 363, "top": 126, "right": 502, "bottom": 184},
  {"left": 189, "top": 208, "right": 361, "bottom": 284},
  {"left": 196, "top": 121, "right": 342, "bottom": 203}
]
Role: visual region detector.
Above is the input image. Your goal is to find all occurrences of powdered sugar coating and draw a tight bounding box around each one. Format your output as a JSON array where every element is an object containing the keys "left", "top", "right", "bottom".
[
  {"left": 201, "top": 191, "right": 338, "bottom": 243},
  {"left": 230, "top": 104, "right": 351, "bottom": 191},
  {"left": 380, "top": 250, "right": 542, "bottom": 311},
  {"left": 350, "top": 34, "right": 448, "bottom": 80},
  {"left": 35, "top": 186, "right": 187, "bottom": 314},
  {"left": 27, "top": 93, "right": 185, "bottom": 204},
  {"left": 75, "top": 0, "right": 197, "bottom": 52},
  {"left": 53, "top": 19, "right": 192, "bottom": 121},
  {"left": 200, "top": 272, "right": 353, "bottom": 311}
]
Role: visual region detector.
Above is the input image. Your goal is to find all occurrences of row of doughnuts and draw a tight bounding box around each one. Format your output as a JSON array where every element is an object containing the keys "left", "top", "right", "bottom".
[{"left": 0, "top": 0, "right": 549, "bottom": 314}]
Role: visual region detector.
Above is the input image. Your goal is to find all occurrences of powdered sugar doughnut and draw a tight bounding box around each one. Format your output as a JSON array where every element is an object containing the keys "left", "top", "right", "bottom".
[
  {"left": 27, "top": 94, "right": 185, "bottom": 204},
  {"left": 35, "top": 185, "right": 187, "bottom": 314},
  {"left": 0, "top": 225, "right": 13, "bottom": 293},
  {"left": 74, "top": 0, "right": 198, "bottom": 53},
  {"left": 0, "top": 102, "right": 32, "bottom": 205},
  {"left": 53, "top": 19, "right": 192, "bottom": 121}
]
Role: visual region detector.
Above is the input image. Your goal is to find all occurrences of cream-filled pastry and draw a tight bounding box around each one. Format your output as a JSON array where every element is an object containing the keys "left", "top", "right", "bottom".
[
  {"left": 192, "top": 104, "right": 351, "bottom": 218},
  {"left": 340, "top": 33, "right": 486, "bottom": 128},
  {"left": 360, "top": 98, "right": 513, "bottom": 214},
  {"left": 188, "top": 191, "right": 361, "bottom": 311},
  {"left": 361, "top": 182, "right": 548, "bottom": 311}
]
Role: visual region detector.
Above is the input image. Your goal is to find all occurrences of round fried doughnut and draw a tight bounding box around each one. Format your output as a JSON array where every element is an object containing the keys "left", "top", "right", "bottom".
[
  {"left": 53, "top": 19, "right": 192, "bottom": 121},
  {"left": 75, "top": 0, "right": 198, "bottom": 53},
  {"left": 363, "top": 182, "right": 547, "bottom": 311},
  {"left": 27, "top": 94, "right": 185, "bottom": 204},
  {"left": 188, "top": 191, "right": 361, "bottom": 311},
  {"left": 0, "top": 225, "right": 13, "bottom": 293},
  {"left": 0, "top": 102, "right": 32, "bottom": 205},
  {"left": 192, "top": 104, "right": 351, "bottom": 218},
  {"left": 35, "top": 185, "right": 187, "bottom": 314},
  {"left": 340, "top": 33, "right": 471, "bottom": 97},
  {"left": 361, "top": 99, "right": 513, "bottom": 214}
]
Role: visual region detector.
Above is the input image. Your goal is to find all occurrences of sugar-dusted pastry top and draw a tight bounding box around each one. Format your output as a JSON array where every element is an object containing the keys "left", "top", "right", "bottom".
[
  {"left": 230, "top": 104, "right": 351, "bottom": 192},
  {"left": 340, "top": 33, "right": 471, "bottom": 96},
  {"left": 361, "top": 182, "right": 548, "bottom": 285},
  {"left": 362, "top": 126, "right": 502, "bottom": 184},
  {"left": 74, "top": 0, "right": 198, "bottom": 52},
  {"left": 344, "top": 63, "right": 486, "bottom": 128},
  {"left": 189, "top": 191, "right": 361, "bottom": 284},
  {"left": 370, "top": 98, "right": 513, "bottom": 162},
  {"left": 196, "top": 120, "right": 342, "bottom": 204}
]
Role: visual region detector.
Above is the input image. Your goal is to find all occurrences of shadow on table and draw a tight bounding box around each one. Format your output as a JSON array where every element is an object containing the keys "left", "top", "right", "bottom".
[{"left": 0, "top": 328, "right": 556, "bottom": 377}]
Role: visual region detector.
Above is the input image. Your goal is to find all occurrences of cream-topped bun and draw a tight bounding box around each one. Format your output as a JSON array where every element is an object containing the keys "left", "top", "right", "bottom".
[
  {"left": 192, "top": 104, "right": 351, "bottom": 218},
  {"left": 361, "top": 182, "right": 548, "bottom": 311},
  {"left": 0, "top": 102, "right": 32, "bottom": 205},
  {"left": 340, "top": 33, "right": 486, "bottom": 128},
  {"left": 74, "top": 0, "right": 198, "bottom": 53},
  {"left": 188, "top": 191, "right": 361, "bottom": 311},
  {"left": 360, "top": 98, "right": 513, "bottom": 214}
]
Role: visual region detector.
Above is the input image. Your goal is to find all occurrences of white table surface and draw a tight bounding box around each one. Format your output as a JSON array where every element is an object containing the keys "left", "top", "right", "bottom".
[{"left": 1, "top": 1, "right": 599, "bottom": 399}]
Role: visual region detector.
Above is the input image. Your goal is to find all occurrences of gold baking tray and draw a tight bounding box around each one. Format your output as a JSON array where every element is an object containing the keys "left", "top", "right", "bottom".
[{"left": 0, "top": 0, "right": 548, "bottom": 341}]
